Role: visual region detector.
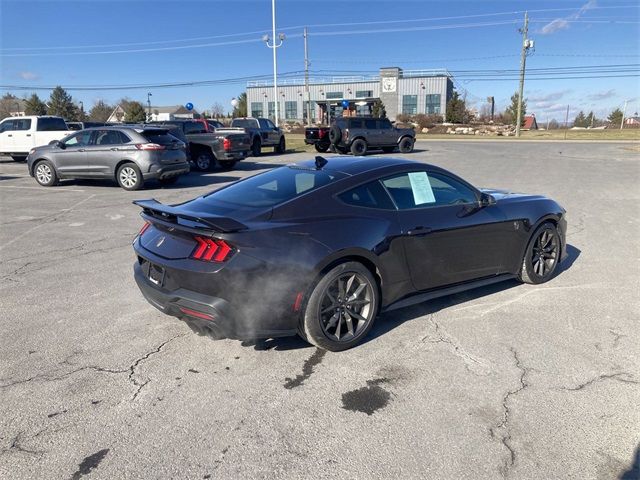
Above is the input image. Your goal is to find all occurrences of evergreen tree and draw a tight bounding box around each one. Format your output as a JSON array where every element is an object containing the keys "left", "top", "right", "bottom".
[
  {"left": 0, "top": 93, "right": 19, "bottom": 119},
  {"left": 24, "top": 93, "right": 48, "bottom": 115},
  {"left": 232, "top": 93, "right": 247, "bottom": 118},
  {"left": 446, "top": 90, "right": 468, "bottom": 123},
  {"left": 504, "top": 92, "right": 526, "bottom": 126},
  {"left": 47, "top": 86, "right": 77, "bottom": 119},
  {"left": 573, "top": 111, "right": 587, "bottom": 127},
  {"left": 585, "top": 111, "right": 597, "bottom": 127},
  {"left": 89, "top": 100, "right": 114, "bottom": 122},
  {"left": 607, "top": 108, "right": 623, "bottom": 127},
  {"left": 372, "top": 99, "right": 386, "bottom": 118},
  {"left": 124, "top": 101, "right": 147, "bottom": 123}
]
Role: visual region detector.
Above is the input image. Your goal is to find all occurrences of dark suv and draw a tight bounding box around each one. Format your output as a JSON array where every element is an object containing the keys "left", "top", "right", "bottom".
[{"left": 328, "top": 117, "right": 415, "bottom": 155}]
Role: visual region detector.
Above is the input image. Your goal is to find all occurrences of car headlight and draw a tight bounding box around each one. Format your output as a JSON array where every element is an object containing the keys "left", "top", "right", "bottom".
[{"left": 29, "top": 148, "right": 36, "bottom": 155}]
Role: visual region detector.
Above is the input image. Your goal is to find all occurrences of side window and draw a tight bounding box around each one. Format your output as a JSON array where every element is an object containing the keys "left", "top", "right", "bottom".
[
  {"left": 0, "top": 120, "right": 15, "bottom": 132},
  {"left": 265, "top": 119, "right": 276, "bottom": 129},
  {"left": 118, "top": 131, "right": 132, "bottom": 143},
  {"left": 258, "top": 119, "right": 269, "bottom": 129},
  {"left": 428, "top": 172, "right": 478, "bottom": 205},
  {"left": 184, "top": 122, "right": 206, "bottom": 134},
  {"left": 64, "top": 131, "right": 91, "bottom": 147},
  {"left": 382, "top": 172, "right": 477, "bottom": 209},
  {"left": 379, "top": 119, "right": 392, "bottom": 129},
  {"left": 338, "top": 181, "right": 395, "bottom": 209},
  {"left": 349, "top": 119, "right": 363, "bottom": 129},
  {"left": 37, "top": 117, "right": 67, "bottom": 131},
  {"left": 14, "top": 119, "right": 32, "bottom": 130},
  {"left": 95, "top": 130, "right": 123, "bottom": 145},
  {"left": 364, "top": 119, "right": 376, "bottom": 129}
]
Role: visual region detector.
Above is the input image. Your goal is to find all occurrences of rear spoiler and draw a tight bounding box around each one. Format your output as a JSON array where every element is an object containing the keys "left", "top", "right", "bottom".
[{"left": 133, "top": 199, "right": 247, "bottom": 233}]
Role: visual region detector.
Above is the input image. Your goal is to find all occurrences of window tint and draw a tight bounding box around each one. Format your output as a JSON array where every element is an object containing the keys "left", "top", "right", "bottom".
[
  {"left": 379, "top": 119, "right": 392, "bottom": 129},
  {"left": 118, "top": 131, "right": 132, "bottom": 143},
  {"left": 338, "top": 181, "right": 395, "bottom": 209},
  {"left": 63, "top": 131, "right": 92, "bottom": 147},
  {"left": 0, "top": 120, "right": 15, "bottom": 132},
  {"left": 184, "top": 121, "right": 207, "bottom": 134},
  {"left": 382, "top": 172, "right": 477, "bottom": 209},
  {"left": 37, "top": 117, "right": 68, "bottom": 131},
  {"left": 349, "top": 119, "right": 363, "bottom": 129},
  {"left": 203, "top": 166, "right": 346, "bottom": 207},
  {"left": 14, "top": 119, "right": 32, "bottom": 130},
  {"left": 95, "top": 130, "right": 123, "bottom": 145},
  {"left": 364, "top": 119, "right": 376, "bottom": 129},
  {"left": 265, "top": 119, "right": 276, "bottom": 129},
  {"left": 208, "top": 120, "right": 223, "bottom": 129}
]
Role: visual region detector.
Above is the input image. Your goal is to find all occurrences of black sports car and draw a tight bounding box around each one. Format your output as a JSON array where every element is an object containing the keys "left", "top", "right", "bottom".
[{"left": 132, "top": 156, "right": 567, "bottom": 351}]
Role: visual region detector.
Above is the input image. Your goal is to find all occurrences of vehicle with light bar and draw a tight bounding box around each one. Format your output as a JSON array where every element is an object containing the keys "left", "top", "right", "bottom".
[
  {"left": 132, "top": 155, "right": 567, "bottom": 351},
  {"left": 26, "top": 125, "right": 189, "bottom": 190}
]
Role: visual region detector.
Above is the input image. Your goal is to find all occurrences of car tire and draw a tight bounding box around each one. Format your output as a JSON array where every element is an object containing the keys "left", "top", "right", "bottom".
[
  {"left": 33, "top": 160, "right": 58, "bottom": 187},
  {"left": 382, "top": 146, "right": 395, "bottom": 153},
  {"left": 218, "top": 160, "right": 237, "bottom": 170},
  {"left": 251, "top": 138, "right": 262, "bottom": 156},
  {"left": 11, "top": 155, "right": 26, "bottom": 162},
  {"left": 398, "top": 136, "right": 414, "bottom": 153},
  {"left": 158, "top": 176, "right": 179, "bottom": 186},
  {"left": 520, "top": 222, "right": 561, "bottom": 285},
  {"left": 350, "top": 138, "right": 368, "bottom": 156},
  {"left": 315, "top": 141, "right": 330, "bottom": 153},
  {"left": 116, "top": 163, "right": 144, "bottom": 191},
  {"left": 329, "top": 125, "right": 342, "bottom": 144},
  {"left": 300, "top": 261, "right": 379, "bottom": 352},
  {"left": 275, "top": 137, "right": 286, "bottom": 153},
  {"left": 193, "top": 151, "right": 214, "bottom": 171}
]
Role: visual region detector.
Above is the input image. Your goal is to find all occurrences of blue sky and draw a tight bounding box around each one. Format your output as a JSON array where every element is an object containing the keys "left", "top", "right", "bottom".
[{"left": 1, "top": 0, "right": 638, "bottom": 121}]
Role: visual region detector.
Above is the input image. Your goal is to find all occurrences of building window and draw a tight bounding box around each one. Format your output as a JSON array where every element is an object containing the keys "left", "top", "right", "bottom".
[
  {"left": 355, "top": 103, "right": 371, "bottom": 116},
  {"left": 326, "top": 91, "right": 343, "bottom": 99},
  {"left": 268, "top": 102, "right": 275, "bottom": 120},
  {"left": 426, "top": 94, "right": 441, "bottom": 114},
  {"left": 285, "top": 101, "right": 297, "bottom": 120},
  {"left": 303, "top": 101, "right": 316, "bottom": 122},
  {"left": 251, "top": 102, "right": 263, "bottom": 117},
  {"left": 402, "top": 95, "right": 418, "bottom": 115},
  {"left": 356, "top": 90, "right": 373, "bottom": 98}
]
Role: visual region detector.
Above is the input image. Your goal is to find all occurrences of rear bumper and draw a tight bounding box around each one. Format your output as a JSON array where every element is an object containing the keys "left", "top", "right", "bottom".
[
  {"left": 133, "top": 261, "right": 297, "bottom": 340},
  {"left": 145, "top": 162, "right": 190, "bottom": 180},
  {"left": 219, "top": 150, "right": 248, "bottom": 161}
]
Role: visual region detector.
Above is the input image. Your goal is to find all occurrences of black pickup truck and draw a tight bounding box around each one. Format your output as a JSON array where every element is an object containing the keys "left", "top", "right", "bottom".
[
  {"left": 230, "top": 117, "right": 285, "bottom": 156},
  {"left": 304, "top": 126, "right": 331, "bottom": 152},
  {"left": 151, "top": 119, "right": 251, "bottom": 171}
]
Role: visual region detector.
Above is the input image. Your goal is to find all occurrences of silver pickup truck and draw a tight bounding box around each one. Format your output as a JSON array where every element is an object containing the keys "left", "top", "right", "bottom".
[
  {"left": 230, "top": 117, "right": 286, "bottom": 156},
  {"left": 151, "top": 120, "right": 251, "bottom": 171}
]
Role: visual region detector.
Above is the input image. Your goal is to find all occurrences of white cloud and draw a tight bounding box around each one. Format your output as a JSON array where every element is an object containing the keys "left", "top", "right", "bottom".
[
  {"left": 19, "top": 71, "right": 39, "bottom": 80},
  {"left": 587, "top": 89, "right": 616, "bottom": 101},
  {"left": 528, "top": 90, "right": 570, "bottom": 102},
  {"left": 540, "top": 0, "right": 597, "bottom": 35}
]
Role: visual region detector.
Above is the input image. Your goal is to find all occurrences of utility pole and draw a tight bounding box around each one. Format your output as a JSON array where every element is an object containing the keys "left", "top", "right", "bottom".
[
  {"left": 564, "top": 104, "right": 570, "bottom": 140},
  {"left": 621, "top": 100, "right": 628, "bottom": 130},
  {"left": 516, "top": 12, "right": 532, "bottom": 137},
  {"left": 304, "top": 27, "right": 311, "bottom": 126},
  {"left": 263, "top": 0, "right": 285, "bottom": 127},
  {"left": 147, "top": 92, "right": 152, "bottom": 122}
]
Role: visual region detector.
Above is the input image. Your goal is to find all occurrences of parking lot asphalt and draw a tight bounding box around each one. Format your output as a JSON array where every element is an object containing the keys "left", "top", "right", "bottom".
[{"left": 1, "top": 141, "right": 638, "bottom": 480}]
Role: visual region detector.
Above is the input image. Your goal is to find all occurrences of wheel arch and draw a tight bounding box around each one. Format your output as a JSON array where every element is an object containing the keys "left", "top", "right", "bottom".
[
  {"left": 313, "top": 249, "right": 383, "bottom": 293},
  {"left": 518, "top": 213, "right": 562, "bottom": 268},
  {"left": 114, "top": 159, "right": 138, "bottom": 179},
  {"left": 30, "top": 157, "right": 54, "bottom": 176},
  {"left": 397, "top": 134, "right": 415, "bottom": 144}
]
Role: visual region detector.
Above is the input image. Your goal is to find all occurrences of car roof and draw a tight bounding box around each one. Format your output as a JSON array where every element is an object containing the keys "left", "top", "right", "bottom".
[{"left": 292, "top": 156, "right": 432, "bottom": 176}]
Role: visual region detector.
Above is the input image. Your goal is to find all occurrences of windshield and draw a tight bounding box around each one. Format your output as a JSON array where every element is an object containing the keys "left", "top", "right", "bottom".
[
  {"left": 231, "top": 119, "right": 257, "bottom": 129},
  {"left": 202, "top": 166, "right": 346, "bottom": 207}
]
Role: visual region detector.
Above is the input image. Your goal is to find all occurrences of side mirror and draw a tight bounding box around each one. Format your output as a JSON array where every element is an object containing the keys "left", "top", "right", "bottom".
[
  {"left": 480, "top": 193, "right": 496, "bottom": 207},
  {"left": 56, "top": 141, "right": 66, "bottom": 149}
]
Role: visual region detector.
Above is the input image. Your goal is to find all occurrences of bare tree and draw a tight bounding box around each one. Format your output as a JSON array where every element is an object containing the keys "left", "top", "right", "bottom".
[{"left": 210, "top": 102, "right": 225, "bottom": 119}]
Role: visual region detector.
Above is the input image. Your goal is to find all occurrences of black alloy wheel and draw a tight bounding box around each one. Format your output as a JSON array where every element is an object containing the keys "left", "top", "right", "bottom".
[
  {"left": 520, "top": 223, "right": 560, "bottom": 284},
  {"left": 350, "top": 139, "right": 368, "bottom": 156},
  {"left": 301, "top": 262, "right": 378, "bottom": 351},
  {"left": 194, "top": 151, "right": 214, "bottom": 171}
]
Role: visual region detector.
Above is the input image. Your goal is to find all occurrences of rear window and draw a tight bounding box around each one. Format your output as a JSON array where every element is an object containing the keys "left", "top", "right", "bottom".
[
  {"left": 231, "top": 119, "right": 257, "bottom": 129},
  {"left": 338, "top": 181, "right": 395, "bottom": 209},
  {"left": 37, "top": 117, "right": 68, "bottom": 131},
  {"left": 184, "top": 121, "right": 207, "bottom": 134},
  {"left": 203, "top": 166, "right": 346, "bottom": 207},
  {"left": 140, "top": 130, "right": 178, "bottom": 144}
]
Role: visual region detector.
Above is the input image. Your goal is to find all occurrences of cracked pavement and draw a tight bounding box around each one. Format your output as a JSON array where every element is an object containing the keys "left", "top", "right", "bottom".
[{"left": 0, "top": 142, "right": 638, "bottom": 479}]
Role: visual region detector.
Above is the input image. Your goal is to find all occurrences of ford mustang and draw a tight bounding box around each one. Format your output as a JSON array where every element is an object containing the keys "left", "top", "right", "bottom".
[{"left": 132, "top": 156, "right": 567, "bottom": 351}]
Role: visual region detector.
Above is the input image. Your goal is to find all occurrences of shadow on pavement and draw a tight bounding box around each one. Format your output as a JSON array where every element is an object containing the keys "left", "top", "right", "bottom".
[{"left": 619, "top": 444, "right": 639, "bottom": 479}]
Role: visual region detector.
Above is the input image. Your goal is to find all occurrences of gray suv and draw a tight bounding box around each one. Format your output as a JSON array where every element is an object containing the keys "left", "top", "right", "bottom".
[
  {"left": 329, "top": 117, "right": 415, "bottom": 155},
  {"left": 27, "top": 126, "right": 189, "bottom": 190}
]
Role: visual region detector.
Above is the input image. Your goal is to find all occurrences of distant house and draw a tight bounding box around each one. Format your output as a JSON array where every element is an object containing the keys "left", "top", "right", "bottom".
[
  {"left": 523, "top": 114, "right": 538, "bottom": 130},
  {"left": 149, "top": 105, "right": 200, "bottom": 121},
  {"left": 106, "top": 104, "right": 200, "bottom": 123},
  {"left": 8, "top": 99, "right": 26, "bottom": 117},
  {"left": 624, "top": 116, "right": 640, "bottom": 126}
]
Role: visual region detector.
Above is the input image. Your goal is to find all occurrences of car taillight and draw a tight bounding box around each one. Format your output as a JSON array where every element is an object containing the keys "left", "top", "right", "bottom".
[
  {"left": 136, "top": 143, "right": 166, "bottom": 151},
  {"left": 318, "top": 129, "right": 325, "bottom": 138},
  {"left": 223, "top": 138, "right": 231, "bottom": 151},
  {"left": 191, "top": 236, "right": 234, "bottom": 262},
  {"left": 138, "top": 222, "right": 151, "bottom": 236}
]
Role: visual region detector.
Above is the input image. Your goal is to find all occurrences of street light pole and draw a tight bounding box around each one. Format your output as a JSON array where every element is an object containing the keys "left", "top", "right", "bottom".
[
  {"left": 263, "top": 0, "right": 285, "bottom": 127},
  {"left": 147, "top": 92, "right": 152, "bottom": 122}
]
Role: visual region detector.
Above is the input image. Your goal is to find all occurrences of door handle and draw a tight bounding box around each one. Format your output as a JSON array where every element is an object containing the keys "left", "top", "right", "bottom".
[
  {"left": 110, "top": 147, "right": 119, "bottom": 151},
  {"left": 26, "top": 134, "right": 32, "bottom": 137},
  {"left": 78, "top": 149, "right": 86, "bottom": 152},
  {"left": 7, "top": 134, "right": 12, "bottom": 137},
  {"left": 406, "top": 226, "right": 432, "bottom": 236}
]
